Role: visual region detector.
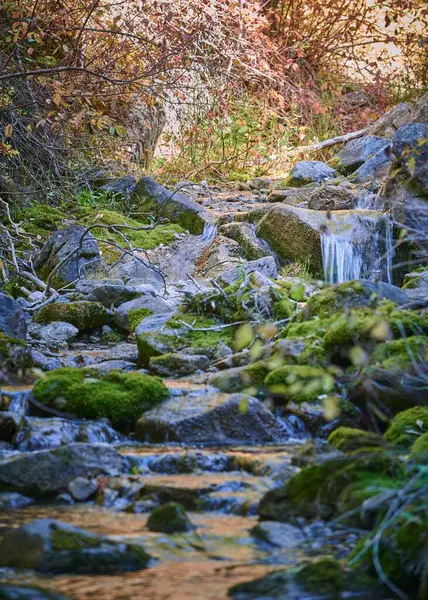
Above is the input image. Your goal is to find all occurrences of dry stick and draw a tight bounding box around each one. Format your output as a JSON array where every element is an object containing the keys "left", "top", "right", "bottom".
[
  {"left": 177, "top": 320, "right": 247, "bottom": 332},
  {"left": 282, "top": 126, "right": 369, "bottom": 157}
]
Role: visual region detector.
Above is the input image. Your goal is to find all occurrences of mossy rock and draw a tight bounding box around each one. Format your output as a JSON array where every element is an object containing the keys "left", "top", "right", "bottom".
[
  {"left": 410, "top": 432, "right": 428, "bottom": 458},
  {"left": 258, "top": 449, "right": 403, "bottom": 522},
  {"left": 34, "top": 302, "right": 111, "bottom": 331},
  {"left": 0, "top": 333, "right": 31, "bottom": 372},
  {"left": 128, "top": 308, "right": 154, "bottom": 333},
  {"left": 371, "top": 335, "right": 428, "bottom": 369},
  {"left": 147, "top": 502, "right": 194, "bottom": 534},
  {"left": 295, "top": 557, "right": 345, "bottom": 596},
  {"left": 328, "top": 427, "right": 385, "bottom": 453},
  {"left": 265, "top": 364, "right": 335, "bottom": 404},
  {"left": 32, "top": 368, "right": 169, "bottom": 431},
  {"left": 384, "top": 406, "right": 428, "bottom": 447},
  {"left": 283, "top": 318, "right": 329, "bottom": 341}
]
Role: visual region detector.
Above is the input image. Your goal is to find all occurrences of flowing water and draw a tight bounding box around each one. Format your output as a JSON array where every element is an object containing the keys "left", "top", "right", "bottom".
[{"left": 167, "top": 222, "right": 217, "bottom": 281}]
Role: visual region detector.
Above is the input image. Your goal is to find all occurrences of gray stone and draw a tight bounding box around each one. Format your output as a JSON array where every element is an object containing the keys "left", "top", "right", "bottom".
[
  {"left": 68, "top": 477, "right": 98, "bottom": 501},
  {"left": 218, "top": 222, "right": 272, "bottom": 261},
  {"left": 34, "top": 301, "right": 111, "bottom": 331},
  {"left": 219, "top": 257, "right": 278, "bottom": 285},
  {"left": 251, "top": 521, "right": 304, "bottom": 548},
  {"left": 133, "top": 177, "right": 211, "bottom": 234},
  {"left": 75, "top": 278, "right": 124, "bottom": 295},
  {"left": 0, "top": 518, "right": 151, "bottom": 573},
  {"left": 248, "top": 177, "right": 273, "bottom": 190},
  {"left": 355, "top": 145, "right": 393, "bottom": 185},
  {"left": 31, "top": 349, "right": 63, "bottom": 371},
  {"left": 287, "top": 161, "right": 338, "bottom": 186},
  {"left": 0, "top": 412, "right": 19, "bottom": 442},
  {"left": 136, "top": 393, "right": 288, "bottom": 444},
  {"left": 336, "top": 136, "right": 390, "bottom": 173},
  {"left": 0, "top": 584, "right": 69, "bottom": 600},
  {"left": 114, "top": 295, "right": 171, "bottom": 332},
  {"left": 0, "top": 443, "right": 128, "bottom": 494},
  {"left": 147, "top": 502, "right": 195, "bottom": 533},
  {"left": 0, "top": 292, "right": 27, "bottom": 339},
  {"left": 118, "top": 260, "right": 166, "bottom": 287},
  {"left": 89, "top": 360, "right": 137, "bottom": 373},
  {"left": 87, "top": 284, "right": 143, "bottom": 308},
  {"left": 267, "top": 187, "right": 314, "bottom": 205},
  {"left": 368, "top": 102, "right": 413, "bottom": 138},
  {"left": 307, "top": 185, "right": 358, "bottom": 210},
  {"left": 0, "top": 492, "right": 34, "bottom": 510},
  {"left": 392, "top": 123, "right": 428, "bottom": 194},
  {"left": 14, "top": 418, "right": 121, "bottom": 452},
  {"left": 36, "top": 321, "right": 79, "bottom": 344},
  {"left": 99, "top": 175, "right": 136, "bottom": 196},
  {"left": 149, "top": 353, "right": 210, "bottom": 377},
  {"left": 195, "top": 235, "right": 244, "bottom": 279},
  {"left": 34, "top": 226, "right": 101, "bottom": 285}
]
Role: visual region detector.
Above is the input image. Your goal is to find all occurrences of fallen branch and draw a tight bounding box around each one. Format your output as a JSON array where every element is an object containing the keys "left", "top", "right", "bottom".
[{"left": 283, "top": 126, "right": 369, "bottom": 157}]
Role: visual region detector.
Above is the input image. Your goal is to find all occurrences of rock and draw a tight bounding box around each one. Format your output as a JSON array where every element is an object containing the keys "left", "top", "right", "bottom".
[
  {"left": 248, "top": 177, "right": 273, "bottom": 190},
  {"left": 14, "top": 417, "right": 120, "bottom": 452},
  {"left": 0, "top": 292, "right": 27, "bottom": 339},
  {"left": 286, "top": 161, "right": 338, "bottom": 187},
  {"left": 147, "top": 502, "right": 195, "bottom": 533},
  {"left": 368, "top": 102, "right": 413, "bottom": 138},
  {"left": 251, "top": 521, "right": 304, "bottom": 548},
  {"left": 133, "top": 177, "right": 210, "bottom": 234},
  {"left": 0, "top": 584, "right": 69, "bottom": 600},
  {"left": 403, "top": 268, "right": 428, "bottom": 300},
  {"left": 99, "top": 175, "right": 136, "bottom": 196},
  {"left": 195, "top": 235, "right": 244, "bottom": 279},
  {"left": 136, "top": 393, "right": 288, "bottom": 444},
  {"left": 34, "top": 301, "right": 111, "bottom": 331},
  {"left": 307, "top": 185, "right": 358, "bottom": 210},
  {"left": 149, "top": 353, "right": 210, "bottom": 377},
  {"left": 392, "top": 122, "right": 428, "bottom": 194},
  {"left": 219, "top": 257, "right": 278, "bottom": 285},
  {"left": 0, "top": 443, "right": 129, "bottom": 495},
  {"left": 265, "top": 365, "right": 335, "bottom": 404},
  {"left": 0, "top": 518, "right": 151, "bottom": 573},
  {"left": 0, "top": 389, "right": 30, "bottom": 416},
  {"left": 327, "top": 427, "right": 384, "bottom": 452},
  {"left": 335, "top": 136, "right": 390, "bottom": 173},
  {"left": 268, "top": 187, "right": 314, "bottom": 206},
  {"left": 355, "top": 145, "right": 393, "bottom": 185},
  {"left": 89, "top": 360, "right": 137, "bottom": 373},
  {"left": 32, "top": 368, "right": 169, "bottom": 431},
  {"left": 0, "top": 412, "right": 19, "bottom": 442},
  {"left": 118, "top": 260, "right": 165, "bottom": 287},
  {"left": 87, "top": 284, "right": 143, "bottom": 308},
  {"left": 75, "top": 278, "right": 125, "bottom": 294},
  {"left": 0, "top": 492, "right": 34, "bottom": 510},
  {"left": 35, "top": 322, "right": 79, "bottom": 344},
  {"left": 34, "top": 226, "right": 101, "bottom": 285},
  {"left": 218, "top": 222, "right": 272, "bottom": 260},
  {"left": 114, "top": 295, "right": 171, "bottom": 332},
  {"left": 68, "top": 477, "right": 98, "bottom": 501}
]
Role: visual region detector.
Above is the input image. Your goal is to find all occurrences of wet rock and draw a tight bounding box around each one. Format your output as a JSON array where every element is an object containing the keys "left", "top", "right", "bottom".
[
  {"left": 87, "top": 284, "right": 143, "bottom": 308},
  {"left": 35, "top": 321, "right": 79, "bottom": 344},
  {"left": 118, "top": 260, "right": 165, "bottom": 287},
  {"left": 133, "top": 176, "right": 210, "bottom": 234},
  {"left": 0, "top": 388, "right": 31, "bottom": 416},
  {"left": 34, "top": 301, "right": 111, "bottom": 331},
  {"left": 355, "top": 145, "right": 393, "bottom": 185},
  {"left": 0, "top": 443, "right": 129, "bottom": 495},
  {"left": 136, "top": 393, "right": 288, "bottom": 444},
  {"left": 251, "top": 521, "right": 304, "bottom": 548},
  {"left": 218, "top": 222, "right": 272, "bottom": 260},
  {"left": 99, "top": 175, "right": 136, "bottom": 196},
  {"left": 0, "top": 492, "right": 34, "bottom": 510},
  {"left": 14, "top": 417, "right": 121, "bottom": 451},
  {"left": 403, "top": 268, "right": 428, "bottom": 300},
  {"left": 0, "top": 292, "right": 27, "bottom": 339},
  {"left": 286, "top": 161, "right": 338, "bottom": 187},
  {"left": 68, "top": 476, "right": 98, "bottom": 501},
  {"left": 0, "top": 518, "right": 151, "bottom": 573},
  {"left": 0, "top": 412, "right": 19, "bottom": 442},
  {"left": 219, "top": 257, "right": 278, "bottom": 285},
  {"left": 392, "top": 122, "right": 428, "bottom": 194},
  {"left": 147, "top": 502, "right": 195, "bottom": 533},
  {"left": 0, "top": 584, "right": 69, "bottom": 600},
  {"left": 33, "top": 226, "right": 101, "bottom": 285},
  {"left": 196, "top": 235, "right": 244, "bottom": 279},
  {"left": 307, "top": 185, "right": 358, "bottom": 210},
  {"left": 89, "top": 360, "right": 137, "bottom": 373},
  {"left": 335, "top": 135, "right": 390, "bottom": 173},
  {"left": 75, "top": 278, "right": 125, "bottom": 295},
  {"left": 267, "top": 187, "right": 313, "bottom": 205},
  {"left": 149, "top": 353, "right": 210, "bottom": 377},
  {"left": 114, "top": 295, "right": 171, "bottom": 332}
]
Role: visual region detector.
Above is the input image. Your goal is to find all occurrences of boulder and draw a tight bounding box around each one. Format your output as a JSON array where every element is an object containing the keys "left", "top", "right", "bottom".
[
  {"left": 0, "top": 443, "right": 129, "bottom": 495},
  {"left": 133, "top": 177, "right": 210, "bottom": 234},
  {"left": 368, "top": 102, "right": 413, "bottom": 138},
  {"left": 0, "top": 519, "right": 151, "bottom": 573},
  {"left": 75, "top": 278, "right": 125, "bottom": 294},
  {"left": 355, "top": 145, "right": 393, "bottom": 185},
  {"left": 149, "top": 353, "right": 210, "bottom": 377},
  {"left": 392, "top": 122, "right": 428, "bottom": 194},
  {"left": 0, "top": 492, "right": 34, "bottom": 510},
  {"left": 286, "top": 161, "right": 338, "bottom": 187},
  {"left": 335, "top": 136, "right": 390, "bottom": 173},
  {"left": 147, "top": 502, "right": 195, "bottom": 533},
  {"left": 0, "top": 292, "right": 26, "bottom": 339},
  {"left": 0, "top": 585, "right": 69, "bottom": 600},
  {"left": 99, "top": 175, "right": 136, "bottom": 196},
  {"left": 118, "top": 260, "right": 165, "bottom": 287},
  {"left": 114, "top": 295, "right": 171, "bottom": 332},
  {"left": 251, "top": 521, "right": 304, "bottom": 548},
  {"left": 218, "top": 222, "right": 272, "bottom": 260},
  {"left": 136, "top": 393, "right": 288, "bottom": 444},
  {"left": 219, "top": 257, "right": 278, "bottom": 285},
  {"left": 34, "top": 301, "right": 111, "bottom": 331},
  {"left": 68, "top": 477, "right": 98, "bottom": 502},
  {"left": 87, "top": 284, "right": 143, "bottom": 308},
  {"left": 267, "top": 187, "right": 313, "bottom": 205},
  {"left": 0, "top": 412, "right": 19, "bottom": 442},
  {"left": 307, "top": 185, "right": 358, "bottom": 211},
  {"left": 35, "top": 321, "right": 79, "bottom": 344},
  {"left": 34, "top": 226, "right": 101, "bottom": 285},
  {"left": 195, "top": 235, "right": 244, "bottom": 279}
]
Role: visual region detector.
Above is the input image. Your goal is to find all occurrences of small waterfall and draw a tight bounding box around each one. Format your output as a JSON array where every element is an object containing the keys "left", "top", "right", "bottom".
[
  {"left": 321, "top": 211, "right": 394, "bottom": 284},
  {"left": 168, "top": 221, "right": 217, "bottom": 282}
]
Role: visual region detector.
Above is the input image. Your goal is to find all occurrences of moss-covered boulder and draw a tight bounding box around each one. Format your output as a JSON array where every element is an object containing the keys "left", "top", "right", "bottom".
[
  {"left": 32, "top": 368, "right": 169, "bottom": 431},
  {"left": 285, "top": 161, "right": 338, "bottom": 187},
  {"left": 328, "top": 427, "right": 385, "bottom": 453},
  {"left": 210, "top": 361, "right": 270, "bottom": 393},
  {"left": 218, "top": 222, "right": 271, "bottom": 261},
  {"left": 147, "top": 502, "right": 194, "bottom": 533},
  {"left": 34, "top": 301, "right": 111, "bottom": 331},
  {"left": 410, "top": 432, "right": 428, "bottom": 458},
  {"left": 265, "top": 365, "right": 335, "bottom": 404},
  {"left": 384, "top": 407, "right": 428, "bottom": 447},
  {"left": 149, "top": 353, "right": 210, "bottom": 377},
  {"left": 371, "top": 336, "right": 428, "bottom": 369}
]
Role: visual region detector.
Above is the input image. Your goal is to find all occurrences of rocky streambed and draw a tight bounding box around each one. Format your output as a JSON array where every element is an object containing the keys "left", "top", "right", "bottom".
[{"left": 0, "top": 121, "right": 427, "bottom": 599}]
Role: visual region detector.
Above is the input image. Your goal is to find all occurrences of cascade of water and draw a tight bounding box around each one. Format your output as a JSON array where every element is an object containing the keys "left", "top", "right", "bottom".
[
  {"left": 168, "top": 221, "right": 218, "bottom": 282},
  {"left": 321, "top": 212, "right": 394, "bottom": 284}
]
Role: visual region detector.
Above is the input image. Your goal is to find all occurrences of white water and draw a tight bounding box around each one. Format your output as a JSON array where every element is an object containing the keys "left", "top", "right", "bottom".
[
  {"left": 168, "top": 221, "right": 217, "bottom": 281},
  {"left": 321, "top": 211, "right": 394, "bottom": 284}
]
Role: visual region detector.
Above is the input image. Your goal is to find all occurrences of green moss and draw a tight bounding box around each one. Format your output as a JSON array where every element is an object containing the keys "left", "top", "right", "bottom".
[
  {"left": 384, "top": 407, "right": 428, "bottom": 447},
  {"left": 17, "top": 204, "right": 67, "bottom": 239},
  {"left": 101, "top": 330, "right": 123, "bottom": 344},
  {"left": 328, "top": 427, "right": 385, "bottom": 453},
  {"left": 243, "top": 361, "right": 270, "bottom": 386},
  {"left": 147, "top": 502, "right": 194, "bottom": 533},
  {"left": 128, "top": 308, "right": 153, "bottom": 333},
  {"left": 303, "top": 281, "right": 369, "bottom": 319},
  {"left": 402, "top": 267, "right": 427, "bottom": 290},
  {"left": 283, "top": 318, "right": 328, "bottom": 341},
  {"left": 32, "top": 368, "right": 169, "bottom": 431},
  {"left": 51, "top": 528, "right": 100, "bottom": 552},
  {"left": 0, "top": 332, "right": 25, "bottom": 355},
  {"left": 34, "top": 301, "right": 110, "bottom": 330},
  {"left": 338, "top": 475, "right": 402, "bottom": 526},
  {"left": 371, "top": 336, "right": 428, "bottom": 369},
  {"left": 410, "top": 432, "right": 428, "bottom": 458},
  {"left": 265, "top": 364, "right": 335, "bottom": 403},
  {"left": 295, "top": 558, "right": 345, "bottom": 595},
  {"left": 271, "top": 289, "right": 294, "bottom": 319}
]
